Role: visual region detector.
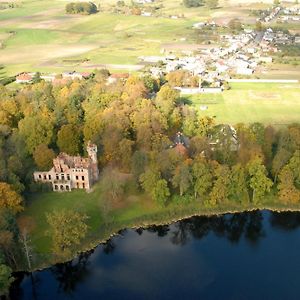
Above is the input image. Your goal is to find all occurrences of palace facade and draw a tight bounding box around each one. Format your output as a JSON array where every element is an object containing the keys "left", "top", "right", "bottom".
[{"left": 33, "top": 142, "right": 99, "bottom": 192}]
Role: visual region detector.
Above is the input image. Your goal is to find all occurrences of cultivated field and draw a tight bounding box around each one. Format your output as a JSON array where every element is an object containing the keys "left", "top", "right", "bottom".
[
  {"left": 187, "top": 82, "right": 300, "bottom": 125},
  {"left": 0, "top": 0, "right": 290, "bottom": 76}
]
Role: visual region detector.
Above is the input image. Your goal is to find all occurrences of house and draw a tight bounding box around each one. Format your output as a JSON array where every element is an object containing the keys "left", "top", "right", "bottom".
[
  {"left": 16, "top": 73, "right": 33, "bottom": 84},
  {"left": 62, "top": 71, "right": 91, "bottom": 80},
  {"left": 107, "top": 73, "right": 129, "bottom": 85},
  {"left": 174, "top": 87, "right": 223, "bottom": 95},
  {"left": 40, "top": 74, "right": 56, "bottom": 82},
  {"left": 150, "top": 67, "right": 164, "bottom": 78},
  {"left": 141, "top": 11, "right": 152, "bottom": 17},
  {"left": 193, "top": 22, "right": 205, "bottom": 29},
  {"left": 33, "top": 142, "right": 99, "bottom": 192},
  {"left": 236, "top": 68, "right": 254, "bottom": 75},
  {"left": 259, "top": 56, "right": 273, "bottom": 63},
  {"left": 173, "top": 132, "right": 188, "bottom": 156},
  {"left": 134, "top": 0, "right": 153, "bottom": 3}
]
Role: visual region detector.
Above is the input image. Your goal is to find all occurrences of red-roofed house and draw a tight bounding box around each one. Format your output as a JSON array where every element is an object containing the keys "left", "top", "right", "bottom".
[
  {"left": 16, "top": 73, "right": 33, "bottom": 84},
  {"left": 107, "top": 73, "right": 129, "bottom": 85}
]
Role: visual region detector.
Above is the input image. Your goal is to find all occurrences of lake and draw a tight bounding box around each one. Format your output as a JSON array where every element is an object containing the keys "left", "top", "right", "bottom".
[{"left": 10, "top": 210, "right": 300, "bottom": 300}]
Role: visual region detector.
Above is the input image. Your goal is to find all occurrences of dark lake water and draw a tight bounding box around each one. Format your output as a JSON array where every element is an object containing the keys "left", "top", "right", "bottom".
[{"left": 10, "top": 210, "right": 300, "bottom": 300}]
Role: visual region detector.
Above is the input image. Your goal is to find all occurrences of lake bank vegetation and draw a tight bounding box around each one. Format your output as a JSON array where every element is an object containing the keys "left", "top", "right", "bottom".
[{"left": 0, "top": 72, "right": 300, "bottom": 296}]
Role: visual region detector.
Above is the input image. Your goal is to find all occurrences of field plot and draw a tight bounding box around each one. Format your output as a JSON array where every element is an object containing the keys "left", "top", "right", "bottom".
[
  {"left": 187, "top": 82, "right": 300, "bottom": 125},
  {"left": 0, "top": 0, "right": 268, "bottom": 76}
]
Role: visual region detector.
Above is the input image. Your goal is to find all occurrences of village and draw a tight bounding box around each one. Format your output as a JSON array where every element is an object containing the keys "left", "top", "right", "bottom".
[
  {"left": 14, "top": 14, "right": 299, "bottom": 93},
  {"left": 1, "top": 1, "right": 299, "bottom": 87},
  {"left": 10, "top": 0, "right": 299, "bottom": 94},
  {"left": 15, "top": 26, "right": 299, "bottom": 89}
]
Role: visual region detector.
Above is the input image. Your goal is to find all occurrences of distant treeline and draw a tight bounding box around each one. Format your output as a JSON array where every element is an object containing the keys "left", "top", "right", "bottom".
[
  {"left": 65, "top": 2, "right": 97, "bottom": 15},
  {"left": 278, "top": 44, "right": 300, "bottom": 57}
]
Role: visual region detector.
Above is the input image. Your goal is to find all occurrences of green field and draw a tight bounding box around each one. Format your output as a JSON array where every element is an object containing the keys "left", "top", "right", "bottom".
[
  {"left": 186, "top": 82, "right": 300, "bottom": 126},
  {"left": 1, "top": 0, "right": 296, "bottom": 77},
  {"left": 0, "top": 0, "right": 200, "bottom": 76}
]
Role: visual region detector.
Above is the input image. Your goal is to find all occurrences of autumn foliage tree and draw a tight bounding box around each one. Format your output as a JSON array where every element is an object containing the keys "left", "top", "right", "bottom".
[
  {"left": 46, "top": 210, "right": 88, "bottom": 257},
  {"left": 33, "top": 144, "right": 56, "bottom": 170},
  {"left": 0, "top": 183, "right": 23, "bottom": 213},
  {"left": 57, "top": 124, "right": 82, "bottom": 155},
  {"left": 278, "top": 151, "right": 300, "bottom": 204}
]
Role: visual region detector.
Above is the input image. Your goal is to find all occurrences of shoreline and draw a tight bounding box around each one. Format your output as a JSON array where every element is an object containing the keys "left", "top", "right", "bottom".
[{"left": 18, "top": 203, "right": 300, "bottom": 274}]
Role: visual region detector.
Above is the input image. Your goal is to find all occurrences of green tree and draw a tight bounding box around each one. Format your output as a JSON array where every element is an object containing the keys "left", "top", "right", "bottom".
[
  {"left": 278, "top": 166, "right": 300, "bottom": 204},
  {"left": 140, "top": 167, "right": 160, "bottom": 196},
  {"left": 247, "top": 158, "right": 273, "bottom": 204},
  {"left": 230, "top": 164, "right": 248, "bottom": 203},
  {"left": 131, "top": 151, "right": 148, "bottom": 180},
  {"left": 255, "top": 21, "right": 263, "bottom": 32},
  {"left": 100, "top": 167, "right": 126, "bottom": 203},
  {"left": 32, "top": 72, "right": 42, "bottom": 84},
  {"left": 0, "top": 211, "right": 19, "bottom": 269},
  {"left": 65, "top": 2, "right": 97, "bottom": 14},
  {"left": 172, "top": 160, "right": 193, "bottom": 196},
  {"left": 117, "top": 138, "right": 134, "bottom": 172},
  {"left": 192, "top": 157, "right": 213, "bottom": 199},
  {"left": 209, "top": 165, "right": 231, "bottom": 206},
  {"left": 33, "top": 144, "right": 55, "bottom": 170},
  {"left": 57, "top": 124, "right": 82, "bottom": 155},
  {"left": 153, "top": 179, "right": 170, "bottom": 206},
  {"left": 46, "top": 210, "right": 88, "bottom": 257},
  {"left": 155, "top": 85, "right": 179, "bottom": 117},
  {"left": 183, "top": 0, "right": 203, "bottom": 7},
  {"left": 18, "top": 114, "right": 54, "bottom": 154},
  {"left": 287, "top": 150, "right": 300, "bottom": 185},
  {"left": 0, "top": 182, "right": 23, "bottom": 213},
  {"left": 228, "top": 18, "right": 242, "bottom": 32},
  {"left": 143, "top": 75, "right": 159, "bottom": 93},
  {"left": 271, "top": 148, "right": 291, "bottom": 183},
  {"left": 0, "top": 262, "right": 13, "bottom": 297},
  {"left": 206, "top": 0, "right": 218, "bottom": 9}
]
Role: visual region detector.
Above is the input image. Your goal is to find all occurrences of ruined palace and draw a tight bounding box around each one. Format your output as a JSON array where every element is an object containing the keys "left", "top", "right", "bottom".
[{"left": 33, "top": 142, "right": 99, "bottom": 192}]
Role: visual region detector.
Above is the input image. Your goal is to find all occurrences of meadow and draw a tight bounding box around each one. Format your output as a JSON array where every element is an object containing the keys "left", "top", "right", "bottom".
[
  {"left": 186, "top": 82, "right": 300, "bottom": 126},
  {"left": 22, "top": 179, "right": 300, "bottom": 271}
]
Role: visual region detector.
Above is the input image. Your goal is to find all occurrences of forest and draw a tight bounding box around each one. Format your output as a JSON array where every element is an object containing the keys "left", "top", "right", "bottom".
[{"left": 0, "top": 70, "right": 300, "bottom": 296}]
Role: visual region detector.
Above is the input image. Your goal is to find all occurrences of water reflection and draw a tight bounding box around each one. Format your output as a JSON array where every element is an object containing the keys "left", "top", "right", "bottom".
[
  {"left": 144, "top": 211, "right": 265, "bottom": 246},
  {"left": 270, "top": 211, "right": 300, "bottom": 231},
  {"left": 10, "top": 210, "right": 300, "bottom": 300},
  {"left": 51, "top": 251, "right": 93, "bottom": 295}
]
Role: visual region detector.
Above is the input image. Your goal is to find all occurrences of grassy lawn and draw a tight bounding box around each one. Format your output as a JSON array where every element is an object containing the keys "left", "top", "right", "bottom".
[
  {"left": 186, "top": 82, "right": 300, "bottom": 126},
  {"left": 21, "top": 181, "right": 300, "bottom": 271},
  {"left": 23, "top": 186, "right": 103, "bottom": 253},
  {"left": 21, "top": 184, "right": 161, "bottom": 255}
]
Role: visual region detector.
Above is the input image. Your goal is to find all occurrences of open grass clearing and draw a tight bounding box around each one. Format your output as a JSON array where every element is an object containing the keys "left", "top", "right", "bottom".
[{"left": 186, "top": 82, "right": 300, "bottom": 126}]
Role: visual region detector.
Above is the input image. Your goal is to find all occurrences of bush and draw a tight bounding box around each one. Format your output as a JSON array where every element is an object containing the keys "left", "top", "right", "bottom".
[
  {"left": 183, "top": 0, "right": 203, "bottom": 8},
  {"left": 65, "top": 2, "right": 97, "bottom": 15},
  {"left": 0, "top": 76, "right": 15, "bottom": 86}
]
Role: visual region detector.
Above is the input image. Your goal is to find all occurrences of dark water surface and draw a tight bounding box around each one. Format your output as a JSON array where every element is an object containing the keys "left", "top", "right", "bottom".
[{"left": 10, "top": 210, "right": 300, "bottom": 300}]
